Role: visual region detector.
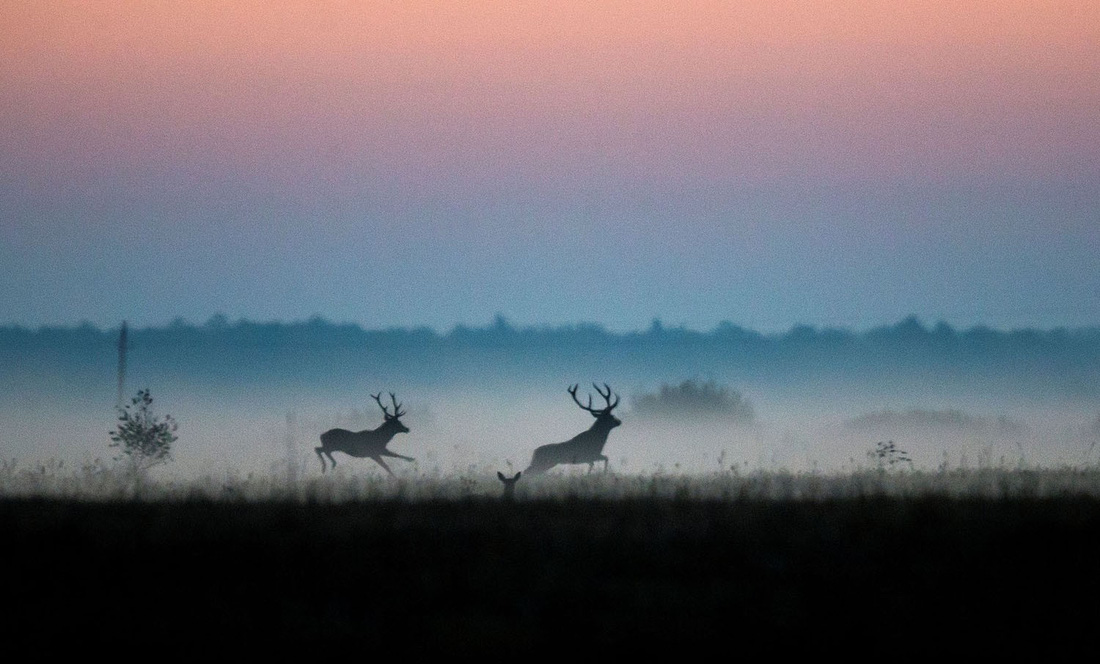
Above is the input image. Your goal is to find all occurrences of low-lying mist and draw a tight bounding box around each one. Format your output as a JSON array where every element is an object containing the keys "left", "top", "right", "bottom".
[
  {"left": 4, "top": 378, "right": 1098, "bottom": 485},
  {"left": 3, "top": 318, "right": 1099, "bottom": 484}
]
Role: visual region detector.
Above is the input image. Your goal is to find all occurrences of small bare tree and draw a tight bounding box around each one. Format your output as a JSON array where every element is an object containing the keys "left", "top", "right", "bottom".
[
  {"left": 110, "top": 388, "right": 178, "bottom": 476},
  {"left": 867, "top": 440, "right": 912, "bottom": 471}
]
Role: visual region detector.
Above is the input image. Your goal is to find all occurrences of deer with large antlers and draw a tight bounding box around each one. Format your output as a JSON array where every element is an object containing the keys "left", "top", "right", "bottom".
[
  {"left": 523, "top": 383, "right": 621, "bottom": 476},
  {"left": 316, "top": 393, "right": 413, "bottom": 476}
]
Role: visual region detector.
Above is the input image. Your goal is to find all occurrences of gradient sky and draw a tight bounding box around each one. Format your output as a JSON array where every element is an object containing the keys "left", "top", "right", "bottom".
[{"left": 2, "top": 1, "right": 1098, "bottom": 332}]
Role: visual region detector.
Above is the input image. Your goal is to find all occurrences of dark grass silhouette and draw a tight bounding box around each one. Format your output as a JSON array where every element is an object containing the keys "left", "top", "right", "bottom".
[
  {"left": 316, "top": 392, "right": 412, "bottom": 476},
  {"left": 523, "top": 383, "right": 621, "bottom": 475},
  {"left": 4, "top": 496, "right": 1099, "bottom": 656}
]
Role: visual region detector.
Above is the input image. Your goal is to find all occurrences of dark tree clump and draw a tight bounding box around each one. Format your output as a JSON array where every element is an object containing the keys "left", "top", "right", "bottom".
[{"left": 631, "top": 379, "right": 755, "bottom": 424}]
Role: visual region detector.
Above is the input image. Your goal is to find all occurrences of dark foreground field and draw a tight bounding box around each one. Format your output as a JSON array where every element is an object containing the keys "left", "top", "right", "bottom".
[{"left": 5, "top": 496, "right": 1099, "bottom": 655}]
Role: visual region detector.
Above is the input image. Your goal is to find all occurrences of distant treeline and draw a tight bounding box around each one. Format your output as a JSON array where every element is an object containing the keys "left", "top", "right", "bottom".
[{"left": 2, "top": 315, "right": 1099, "bottom": 399}]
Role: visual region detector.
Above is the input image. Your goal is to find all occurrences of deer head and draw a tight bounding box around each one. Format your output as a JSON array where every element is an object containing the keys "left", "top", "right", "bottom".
[
  {"left": 372, "top": 392, "right": 410, "bottom": 433},
  {"left": 497, "top": 471, "right": 521, "bottom": 499},
  {"left": 569, "top": 383, "right": 621, "bottom": 430}
]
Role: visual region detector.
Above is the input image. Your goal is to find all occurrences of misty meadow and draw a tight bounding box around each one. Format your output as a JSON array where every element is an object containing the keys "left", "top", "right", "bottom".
[
  {"left": 4, "top": 320, "right": 1100, "bottom": 653},
  {"left": 3, "top": 315, "right": 1099, "bottom": 477}
]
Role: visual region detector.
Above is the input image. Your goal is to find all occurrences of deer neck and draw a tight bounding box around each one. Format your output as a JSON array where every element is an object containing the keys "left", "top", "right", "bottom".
[
  {"left": 375, "top": 420, "right": 401, "bottom": 438},
  {"left": 588, "top": 419, "right": 616, "bottom": 437}
]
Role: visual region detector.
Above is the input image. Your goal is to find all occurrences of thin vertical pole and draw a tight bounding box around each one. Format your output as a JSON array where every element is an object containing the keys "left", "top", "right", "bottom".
[{"left": 116, "top": 321, "right": 128, "bottom": 409}]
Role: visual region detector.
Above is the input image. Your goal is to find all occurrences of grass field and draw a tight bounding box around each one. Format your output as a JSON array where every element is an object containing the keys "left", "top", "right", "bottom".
[{"left": 4, "top": 463, "right": 1100, "bottom": 655}]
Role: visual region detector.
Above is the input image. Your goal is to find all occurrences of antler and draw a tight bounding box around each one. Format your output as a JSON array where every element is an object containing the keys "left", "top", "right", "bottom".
[
  {"left": 372, "top": 392, "right": 393, "bottom": 418},
  {"left": 568, "top": 384, "right": 597, "bottom": 413},
  {"left": 372, "top": 392, "right": 406, "bottom": 419},
  {"left": 569, "top": 383, "right": 619, "bottom": 414},
  {"left": 389, "top": 392, "right": 405, "bottom": 418},
  {"left": 594, "top": 382, "right": 620, "bottom": 412}
]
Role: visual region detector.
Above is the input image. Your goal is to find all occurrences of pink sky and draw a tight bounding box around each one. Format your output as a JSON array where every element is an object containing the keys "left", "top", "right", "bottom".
[
  {"left": 6, "top": 1, "right": 1097, "bottom": 193},
  {"left": 2, "top": 2, "right": 1099, "bottom": 330}
]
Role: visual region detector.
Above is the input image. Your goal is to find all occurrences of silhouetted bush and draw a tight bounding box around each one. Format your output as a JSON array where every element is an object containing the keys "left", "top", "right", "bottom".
[
  {"left": 110, "top": 388, "right": 178, "bottom": 475},
  {"left": 631, "top": 379, "right": 755, "bottom": 424},
  {"left": 867, "top": 440, "right": 913, "bottom": 470}
]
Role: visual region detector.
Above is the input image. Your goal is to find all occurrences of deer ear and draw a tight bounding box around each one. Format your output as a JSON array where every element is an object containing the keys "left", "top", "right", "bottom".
[
  {"left": 514, "top": 472, "right": 521, "bottom": 480},
  {"left": 497, "top": 471, "right": 506, "bottom": 481}
]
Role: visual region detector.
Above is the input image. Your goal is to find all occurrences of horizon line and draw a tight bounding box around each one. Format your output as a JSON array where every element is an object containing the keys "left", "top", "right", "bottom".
[{"left": 4, "top": 313, "right": 1100, "bottom": 337}]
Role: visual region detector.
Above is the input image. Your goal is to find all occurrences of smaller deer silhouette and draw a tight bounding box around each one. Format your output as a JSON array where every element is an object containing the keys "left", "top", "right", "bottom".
[
  {"left": 316, "top": 393, "right": 413, "bottom": 476},
  {"left": 497, "top": 471, "right": 521, "bottom": 500},
  {"left": 524, "top": 383, "right": 621, "bottom": 476}
]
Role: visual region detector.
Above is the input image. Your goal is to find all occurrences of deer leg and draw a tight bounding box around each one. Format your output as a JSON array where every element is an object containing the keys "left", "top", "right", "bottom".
[
  {"left": 371, "top": 456, "right": 396, "bottom": 477},
  {"left": 324, "top": 450, "right": 337, "bottom": 471},
  {"left": 382, "top": 450, "right": 415, "bottom": 462},
  {"left": 315, "top": 447, "right": 327, "bottom": 474},
  {"left": 600, "top": 456, "right": 609, "bottom": 473}
]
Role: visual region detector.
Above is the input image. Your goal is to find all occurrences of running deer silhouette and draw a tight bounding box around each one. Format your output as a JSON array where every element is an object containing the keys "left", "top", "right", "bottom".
[
  {"left": 523, "top": 383, "right": 621, "bottom": 476},
  {"left": 497, "top": 471, "right": 521, "bottom": 499},
  {"left": 316, "top": 393, "right": 413, "bottom": 476}
]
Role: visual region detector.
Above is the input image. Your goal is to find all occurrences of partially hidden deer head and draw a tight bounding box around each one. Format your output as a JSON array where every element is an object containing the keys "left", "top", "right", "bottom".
[{"left": 497, "top": 471, "right": 521, "bottom": 499}]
